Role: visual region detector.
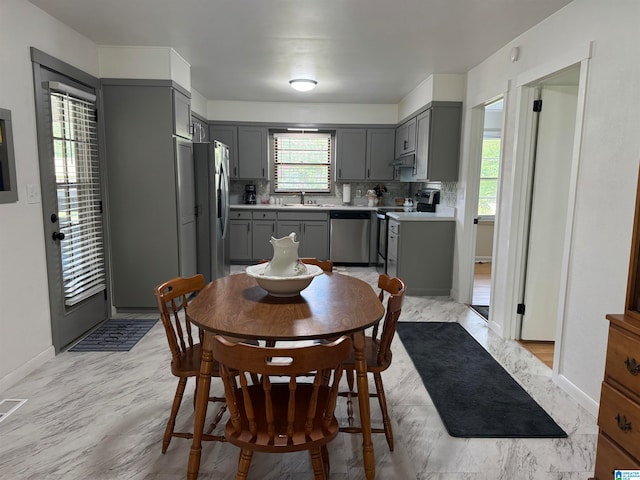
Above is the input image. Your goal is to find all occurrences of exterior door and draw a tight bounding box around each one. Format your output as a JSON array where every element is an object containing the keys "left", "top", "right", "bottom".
[
  {"left": 520, "top": 84, "right": 578, "bottom": 340},
  {"left": 33, "top": 58, "right": 108, "bottom": 352}
]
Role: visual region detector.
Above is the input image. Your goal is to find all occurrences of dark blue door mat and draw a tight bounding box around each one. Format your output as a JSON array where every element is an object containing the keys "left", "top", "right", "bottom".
[
  {"left": 396, "top": 322, "right": 567, "bottom": 438},
  {"left": 69, "top": 319, "right": 157, "bottom": 352}
]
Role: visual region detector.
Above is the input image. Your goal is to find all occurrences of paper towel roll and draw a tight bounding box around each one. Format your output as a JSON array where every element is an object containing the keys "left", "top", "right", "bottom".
[{"left": 342, "top": 184, "right": 351, "bottom": 205}]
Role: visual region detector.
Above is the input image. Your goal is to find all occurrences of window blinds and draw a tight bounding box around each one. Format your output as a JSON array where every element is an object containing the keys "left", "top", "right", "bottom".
[
  {"left": 50, "top": 90, "right": 106, "bottom": 307},
  {"left": 273, "top": 132, "right": 331, "bottom": 192}
]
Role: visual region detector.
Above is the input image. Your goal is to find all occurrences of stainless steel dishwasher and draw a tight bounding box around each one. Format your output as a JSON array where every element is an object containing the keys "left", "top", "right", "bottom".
[{"left": 329, "top": 211, "right": 370, "bottom": 264}]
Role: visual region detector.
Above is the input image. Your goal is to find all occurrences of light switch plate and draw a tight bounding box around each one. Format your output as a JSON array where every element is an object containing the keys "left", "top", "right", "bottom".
[{"left": 26, "top": 184, "right": 40, "bottom": 204}]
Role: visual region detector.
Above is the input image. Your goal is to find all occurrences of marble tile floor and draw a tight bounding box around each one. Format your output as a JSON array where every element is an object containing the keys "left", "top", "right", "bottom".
[{"left": 0, "top": 266, "right": 597, "bottom": 479}]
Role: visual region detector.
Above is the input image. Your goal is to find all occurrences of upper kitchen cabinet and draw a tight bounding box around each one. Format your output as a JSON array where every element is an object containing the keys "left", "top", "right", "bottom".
[
  {"left": 395, "top": 116, "right": 416, "bottom": 158},
  {"left": 210, "top": 124, "right": 239, "bottom": 178},
  {"left": 336, "top": 128, "right": 395, "bottom": 181},
  {"left": 172, "top": 89, "right": 192, "bottom": 139},
  {"left": 102, "top": 81, "right": 195, "bottom": 309},
  {"left": 401, "top": 102, "right": 462, "bottom": 182},
  {"left": 210, "top": 124, "right": 267, "bottom": 180},
  {"left": 237, "top": 126, "right": 268, "bottom": 179},
  {"left": 191, "top": 114, "right": 209, "bottom": 142}
]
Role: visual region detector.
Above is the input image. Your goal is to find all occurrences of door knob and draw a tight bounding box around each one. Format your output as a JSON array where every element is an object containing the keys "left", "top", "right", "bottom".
[{"left": 52, "top": 231, "right": 65, "bottom": 241}]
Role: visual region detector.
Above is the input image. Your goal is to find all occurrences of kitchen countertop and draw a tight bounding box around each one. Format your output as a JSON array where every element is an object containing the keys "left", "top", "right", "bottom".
[{"left": 231, "top": 204, "right": 456, "bottom": 221}]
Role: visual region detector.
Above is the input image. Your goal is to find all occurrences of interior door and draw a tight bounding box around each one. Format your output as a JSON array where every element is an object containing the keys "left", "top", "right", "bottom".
[
  {"left": 33, "top": 63, "right": 108, "bottom": 352},
  {"left": 520, "top": 83, "right": 578, "bottom": 340}
]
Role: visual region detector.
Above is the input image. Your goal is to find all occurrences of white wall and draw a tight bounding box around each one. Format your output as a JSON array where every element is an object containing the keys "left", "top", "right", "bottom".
[
  {"left": 457, "top": 0, "right": 640, "bottom": 411},
  {"left": 0, "top": 0, "right": 100, "bottom": 390}
]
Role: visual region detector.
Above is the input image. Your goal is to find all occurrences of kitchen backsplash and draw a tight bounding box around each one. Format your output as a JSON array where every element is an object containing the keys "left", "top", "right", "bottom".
[{"left": 231, "top": 179, "right": 458, "bottom": 207}]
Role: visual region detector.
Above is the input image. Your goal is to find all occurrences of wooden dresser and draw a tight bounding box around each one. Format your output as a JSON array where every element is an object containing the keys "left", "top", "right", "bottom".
[{"left": 593, "top": 171, "right": 640, "bottom": 478}]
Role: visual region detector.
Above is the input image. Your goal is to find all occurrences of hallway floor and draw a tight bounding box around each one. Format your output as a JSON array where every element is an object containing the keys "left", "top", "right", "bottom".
[{"left": 0, "top": 266, "right": 596, "bottom": 479}]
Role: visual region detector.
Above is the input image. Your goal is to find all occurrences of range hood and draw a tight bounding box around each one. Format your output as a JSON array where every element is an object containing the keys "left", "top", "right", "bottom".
[{"left": 390, "top": 153, "right": 415, "bottom": 167}]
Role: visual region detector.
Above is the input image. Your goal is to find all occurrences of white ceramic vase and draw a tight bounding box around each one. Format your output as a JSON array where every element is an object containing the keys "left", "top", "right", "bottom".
[{"left": 264, "top": 232, "right": 308, "bottom": 277}]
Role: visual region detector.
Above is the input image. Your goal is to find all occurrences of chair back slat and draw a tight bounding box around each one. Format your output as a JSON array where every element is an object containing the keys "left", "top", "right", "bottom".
[
  {"left": 213, "top": 335, "right": 352, "bottom": 448},
  {"left": 375, "top": 275, "right": 406, "bottom": 367},
  {"left": 154, "top": 274, "right": 205, "bottom": 366}
]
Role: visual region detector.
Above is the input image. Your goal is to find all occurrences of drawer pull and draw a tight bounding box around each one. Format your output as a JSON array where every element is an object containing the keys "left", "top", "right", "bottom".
[
  {"left": 625, "top": 356, "right": 640, "bottom": 375},
  {"left": 615, "top": 413, "right": 632, "bottom": 432}
]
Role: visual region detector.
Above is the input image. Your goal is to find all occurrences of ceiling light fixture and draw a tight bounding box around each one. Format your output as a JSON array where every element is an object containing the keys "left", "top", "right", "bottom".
[{"left": 289, "top": 79, "right": 317, "bottom": 92}]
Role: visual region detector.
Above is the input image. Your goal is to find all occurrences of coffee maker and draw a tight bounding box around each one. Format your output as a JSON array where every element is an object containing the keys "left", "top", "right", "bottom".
[{"left": 244, "top": 184, "right": 257, "bottom": 204}]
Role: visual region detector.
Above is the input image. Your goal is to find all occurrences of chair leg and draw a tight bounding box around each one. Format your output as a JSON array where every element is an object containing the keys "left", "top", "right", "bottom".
[
  {"left": 236, "top": 449, "right": 253, "bottom": 480},
  {"left": 320, "top": 444, "right": 330, "bottom": 477},
  {"left": 374, "top": 372, "right": 394, "bottom": 451},
  {"left": 309, "top": 447, "right": 327, "bottom": 479},
  {"left": 163, "top": 377, "right": 188, "bottom": 453}
]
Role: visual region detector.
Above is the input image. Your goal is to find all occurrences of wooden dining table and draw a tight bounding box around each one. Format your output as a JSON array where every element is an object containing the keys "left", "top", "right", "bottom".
[{"left": 185, "top": 270, "right": 385, "bottom": 479}]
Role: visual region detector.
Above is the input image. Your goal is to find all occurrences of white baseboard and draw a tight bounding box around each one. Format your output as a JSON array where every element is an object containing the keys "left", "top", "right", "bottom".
[
  {"left": 0, "top": 346, "right": 55, "bottom": 393},
  {"left": 554, "top": 372, "right": 599, "bottom": 417},
  {"left": 475, "top": 256, "right": 492, "bottom": 263}
]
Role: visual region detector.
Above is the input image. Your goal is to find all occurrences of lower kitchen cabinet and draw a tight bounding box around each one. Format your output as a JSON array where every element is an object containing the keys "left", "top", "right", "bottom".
[
  {"left": 229, "top": 211, "right": 252, "bottom": 261},
  {"left": 276, "top": 212, "right": 329, "bottom": 260},
  {"left": 252, "top": 211, "right": 277, "bottom": 260},
  {"left": 387, "top": 219, "right": 454, "bottom": 296}
]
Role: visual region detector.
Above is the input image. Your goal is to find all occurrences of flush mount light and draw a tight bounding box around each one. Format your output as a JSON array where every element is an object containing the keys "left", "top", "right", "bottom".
[{"left": 289, "top": 79, "right": 317, "bottom": 92}]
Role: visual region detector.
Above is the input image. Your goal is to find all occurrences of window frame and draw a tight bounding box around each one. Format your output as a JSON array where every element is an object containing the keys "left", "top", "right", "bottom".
[
  {"left": 477, "top": 133, "right": 501, "bottom": 219},
  {"left": 270, "top": 129, "right": 335, "bottom": 195},
  {"left": 0, "top": 108, "right": 18, "bottom": 204}
]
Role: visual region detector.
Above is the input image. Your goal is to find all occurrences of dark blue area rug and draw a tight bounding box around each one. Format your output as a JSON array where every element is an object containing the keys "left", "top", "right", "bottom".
[
  {"left": 470, "top": 305, "right": 489, "bottom": 320},
  {"left": 69, "top": 319, "right": 157, "bottom": 352},
  {"left": 396, "top": 321, "right": 567, "bottom": 438}
]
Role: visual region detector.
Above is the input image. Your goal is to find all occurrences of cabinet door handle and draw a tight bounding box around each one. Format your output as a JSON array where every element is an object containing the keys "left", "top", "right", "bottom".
[
  {"left": 625, "top": 357, "right": 640, "bottom": 375},
  {"left": 247, "top": 223, "right": 250, "bottom": 233},
  {"left": 615, "top": 413, "right": 632, "bottom": 432}
]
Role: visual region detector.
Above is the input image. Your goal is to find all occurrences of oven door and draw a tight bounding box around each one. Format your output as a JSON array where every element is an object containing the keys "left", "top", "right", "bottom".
[{"left": 376, "top": 212, "right": 387, "bottom": 273}]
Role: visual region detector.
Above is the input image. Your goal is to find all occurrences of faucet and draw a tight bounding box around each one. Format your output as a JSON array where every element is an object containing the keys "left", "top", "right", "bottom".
[{"left": 300, "top": 191, "right": 306, "bottom": 204}]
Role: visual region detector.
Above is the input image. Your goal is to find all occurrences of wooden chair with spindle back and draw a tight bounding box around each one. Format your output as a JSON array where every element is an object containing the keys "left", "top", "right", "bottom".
[
  {"left": 154, "top": 274, "right": 227, "bottom": 452},
  {"left": 212, "top": 334, "right": 352, "bottom": 479},
  {"left": 339, "top": 274, "right": 406, "bottom": 452}
]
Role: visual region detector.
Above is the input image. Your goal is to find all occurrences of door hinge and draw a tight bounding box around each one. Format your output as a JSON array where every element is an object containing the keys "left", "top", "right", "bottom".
[
  {"left": 533, "top": 100, "right": 543, "bottom": 112},
  {"left": 99, "top": 200, "right": 103, "bottom": 214},
  {"left": 517, "top": 303, "right": 526, "bottom": 315},
  {"left": 94, "top": 109, "right": 98, "bottom": 122},
  {"left": 473, "top": 218, "right": 479, "bottom": 225}
]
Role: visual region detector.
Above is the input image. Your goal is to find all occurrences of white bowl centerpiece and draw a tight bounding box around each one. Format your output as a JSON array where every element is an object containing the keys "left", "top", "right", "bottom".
[
  {"left": 246, "top": 262, "right": 324, "bottom": 297},
  {"left": 245, "top": 232, "right": 324, "bottom": 296}
]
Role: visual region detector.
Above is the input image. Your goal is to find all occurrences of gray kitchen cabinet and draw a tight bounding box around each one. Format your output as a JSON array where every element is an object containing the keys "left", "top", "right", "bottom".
[
  {"left": 400, "top": 102, "right": 462, "bottom": 182},
  {"left": 229, "top": 211, "right": 252, "bottom": 261},
  {"left": 336, "top": 129, "right": 366, "bottom": 180},
  {"left": 336, "top": 128, "right": 395, "bottom": 181},
  {"left": 277, "top": 211, "right": 329, "bottom": 260},
  {"left": 395, "top": 116, "right": 416, "bottom": 158},
  {"left": 413, "top": 103, "right": 462, "bottom": 182},
  {"left": 191, "top": 114, "right": 209, "bottom": 142},
  {"left": 102, "top": 81, "right": 193, "bottom": 308},
  {"left": 238, "top": 126, "right": 268, "bottom": 179},
  {"left": 173, "top": 89, "right": 192, "bottom": 139},
  {"left": 366, "top": 128, "right": 395, "bottom": 181},
  {"left": 387, "top": 219, "right": 455, "bottom": 296},
  {"left": 210, "top": 124, "right": 239, "bottom": 178},
  {"left": 252, "top": 210, "right": 277, "bottom": 260}
]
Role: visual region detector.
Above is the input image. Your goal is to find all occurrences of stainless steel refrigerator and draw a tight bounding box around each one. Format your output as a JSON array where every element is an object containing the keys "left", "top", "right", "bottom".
[{"left": 194, "top": 140, "right": 231, "bottom": 282}]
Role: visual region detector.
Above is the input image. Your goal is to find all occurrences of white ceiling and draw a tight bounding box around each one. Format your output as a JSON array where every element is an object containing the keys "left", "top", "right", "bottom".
[{"left": 28, "top": 0, "right": 574, "bottom": 104}]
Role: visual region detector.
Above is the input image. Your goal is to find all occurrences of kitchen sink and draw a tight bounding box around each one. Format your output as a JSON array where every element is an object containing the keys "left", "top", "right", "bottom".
[{"left": 282, "top": 203, "right": 335, "bottom": 207}]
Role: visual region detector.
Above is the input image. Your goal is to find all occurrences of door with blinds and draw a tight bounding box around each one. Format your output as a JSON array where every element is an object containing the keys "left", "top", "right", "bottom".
[{"left": 32, "top": 54, "right": 108, "bottom": 352}]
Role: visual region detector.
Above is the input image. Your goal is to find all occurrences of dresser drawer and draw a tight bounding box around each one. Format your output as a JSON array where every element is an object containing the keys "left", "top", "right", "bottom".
[
  {"left": 598, "top": 382, "right": 640, "bottom": 459},
  {"left": 606, "top": 325, "right": 640, "bottom": 394},
  {"left": 594, "top": 432, "right": 640, "bottom": 480}
]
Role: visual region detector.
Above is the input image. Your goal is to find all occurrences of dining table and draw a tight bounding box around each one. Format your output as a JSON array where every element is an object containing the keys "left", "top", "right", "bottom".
[{"left": 185, "top": 270, "right": 385, "bottom": 479}]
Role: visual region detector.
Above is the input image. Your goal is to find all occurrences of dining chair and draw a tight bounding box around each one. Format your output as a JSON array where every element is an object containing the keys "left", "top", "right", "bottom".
[
  {"left": 212, "top": 334, "right": 353, "bottom": 479},
  {"left": 339, "top": 274, "right": 406, "bottom": 452},
  {"left": 154, "top": 274, "right": 227, "bottom": 453}
]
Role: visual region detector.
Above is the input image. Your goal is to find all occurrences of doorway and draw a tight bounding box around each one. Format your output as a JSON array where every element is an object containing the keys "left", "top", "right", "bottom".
[
  {"left": 472, "top": 99, "right": 504, "bottom": 316},
  {"left": 518, "top": 66, "right": 580, "bottom": 343},
  {"left": 32, "top": 50, "right": 108, "bottom": 352}
]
